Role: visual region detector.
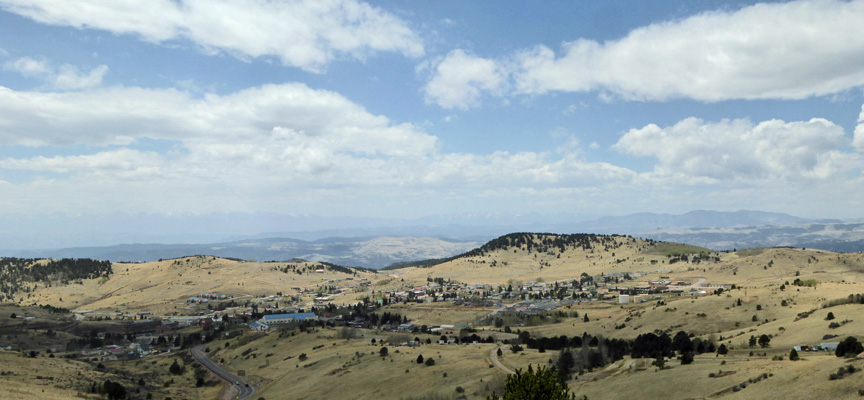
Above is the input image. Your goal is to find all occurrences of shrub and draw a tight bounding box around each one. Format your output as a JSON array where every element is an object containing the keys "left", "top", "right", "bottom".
[
  {"left": 827, "top": 312, "right": 835, "bottom": 320},
  {"left": 425, "top": 358, "right": 435, "bottom": 366}
]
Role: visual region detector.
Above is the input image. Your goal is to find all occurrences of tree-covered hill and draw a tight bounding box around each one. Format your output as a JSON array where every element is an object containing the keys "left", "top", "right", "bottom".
[{"left": 0, "top": 258, "right": 112, "bottom": 301}]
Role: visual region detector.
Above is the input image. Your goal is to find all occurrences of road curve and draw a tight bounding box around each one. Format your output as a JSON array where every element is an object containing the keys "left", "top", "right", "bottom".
[
  {"left": 191, "top": 345, "right": 256, "bottom": 399},
  {"left": 489, "top": 347, "right": 515, "bottom": 375}
]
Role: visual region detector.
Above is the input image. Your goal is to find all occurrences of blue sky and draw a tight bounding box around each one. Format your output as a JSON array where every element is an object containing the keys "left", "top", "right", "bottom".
[{"left": 1, "top": 0, "right": 864, "bottom": 246}]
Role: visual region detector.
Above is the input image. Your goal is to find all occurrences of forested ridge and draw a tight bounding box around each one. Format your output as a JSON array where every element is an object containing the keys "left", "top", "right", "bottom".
[{"left": 0, "top": 257, "right": 112, "bottom": 301}]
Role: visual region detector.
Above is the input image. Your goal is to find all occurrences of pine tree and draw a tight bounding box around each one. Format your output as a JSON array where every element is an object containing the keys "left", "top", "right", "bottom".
[
  {"left": 789, "top": 348, "right": 799, "bottom": 361},
  {"left": 487, "top": 365, "right": 585, "bottom": 400}
]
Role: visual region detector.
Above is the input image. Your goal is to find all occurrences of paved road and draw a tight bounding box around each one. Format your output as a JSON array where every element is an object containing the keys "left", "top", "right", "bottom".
[
  {"left": 489, "top": 347, "right": 515, "bottom": 375},
  {"left": 191, "top": 345, "right": 255, "bottom": 399}
]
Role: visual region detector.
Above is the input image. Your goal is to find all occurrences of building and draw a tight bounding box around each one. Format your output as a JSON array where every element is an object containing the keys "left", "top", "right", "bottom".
[
  {"left": 260, "top": 312, "right": 318, "bottom": 324},
  {"left": 618, "top": 294, "right": 630, "bottom": 304},
  {"left": 249, "top": 321, "right": 270, "bottom": 331}
]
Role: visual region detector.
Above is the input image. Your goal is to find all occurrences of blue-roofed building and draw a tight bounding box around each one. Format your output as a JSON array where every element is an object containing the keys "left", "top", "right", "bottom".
[
  {"left": 249, "top": 321, "right": 269, "bottom": 331},
  {"left": 261, "top": 312, "right": 318, "bottom": 324}
]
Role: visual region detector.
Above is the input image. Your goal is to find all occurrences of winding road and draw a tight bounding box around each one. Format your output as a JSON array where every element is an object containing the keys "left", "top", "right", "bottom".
[{"left": 191, "top": 345, "right": 255, "bottom": 399}]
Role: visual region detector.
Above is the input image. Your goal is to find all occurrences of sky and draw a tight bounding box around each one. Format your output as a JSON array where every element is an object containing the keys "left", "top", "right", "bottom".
[{"left": 1, "top": 0, "right": 864, "bottom": 247}]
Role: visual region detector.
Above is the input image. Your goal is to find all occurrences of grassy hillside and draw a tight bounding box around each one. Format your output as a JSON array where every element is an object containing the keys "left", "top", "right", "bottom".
[{"left": 3, "top": 233, "right": 864, "bottom": 399}]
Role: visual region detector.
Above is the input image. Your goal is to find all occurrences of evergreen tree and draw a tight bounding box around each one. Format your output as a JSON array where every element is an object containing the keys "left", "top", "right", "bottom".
[
  {"left": 789, "top": 348, "right": 799, "bottom": 361},
  {"left": 169, "top": 359, "right": 182, "bottom": 375},
  {"left": 680, "top": 352, "right": 694, "bottom": 365},
  {"left": 487, "top": 365, "right": 585, "bottom": 400},
  {"left": 556, "top": 348, "right": 575, "bottom": 383}
]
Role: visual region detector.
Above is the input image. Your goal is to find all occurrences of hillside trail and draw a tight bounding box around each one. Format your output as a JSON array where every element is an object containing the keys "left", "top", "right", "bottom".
[{"left": 489, "top": 347, "right": 515, "bottom": 375}]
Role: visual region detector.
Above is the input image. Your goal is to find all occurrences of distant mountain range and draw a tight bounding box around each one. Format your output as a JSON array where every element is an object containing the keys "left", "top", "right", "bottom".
[
  {"left": 4, "top": 236, "right": 481, "bottom": 269},
  {"left": 1, "top": 210, "right": 862, "bottom": 268}
]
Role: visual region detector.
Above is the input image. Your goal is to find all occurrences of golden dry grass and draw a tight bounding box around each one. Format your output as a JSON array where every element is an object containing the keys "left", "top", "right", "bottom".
[{"left": 5, "top": 237, "right": 864, "bottom": 399}]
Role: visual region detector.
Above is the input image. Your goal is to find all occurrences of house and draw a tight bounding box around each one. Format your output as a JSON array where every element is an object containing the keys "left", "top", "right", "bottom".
[{"left": 618, "top": 295, "right": 630, "bottom": 304}]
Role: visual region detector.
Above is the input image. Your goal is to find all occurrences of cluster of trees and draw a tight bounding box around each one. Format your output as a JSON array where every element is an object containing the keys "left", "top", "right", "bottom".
[
  {"left": 275, "top": 261, "right": 377, "bottom": 275},
  {"left": 88, "top": 380, "right": 127, "bottom": 400},
  {"left": 747, "top": 334, "right": 771, "bottom": 348},
  {"left": 0, "top": 258, "right": 112, "bottom": 301},
  {"left": 630, "top": 331, "right": 716, "bottom": 359},
  {"left": 468, "top": 233, "right": 624, "bottom": 257},
  {"left": 835, "top": 337, "right": 863, "bottom": 357},
  {"left": 518, "top": 330, "right": 717, "bottom": 381},
  {"left": 667, "top": 251, "right": 720, "bottom": 264}
]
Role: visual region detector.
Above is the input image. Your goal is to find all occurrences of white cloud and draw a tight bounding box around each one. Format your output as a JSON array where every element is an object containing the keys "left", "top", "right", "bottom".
[
  {"left": 0, "top": 0, "right": 423, "bottom": 73},
  {"left": 422, "top": 49, "right": 506, "bottom": 110},
  {"left": 0, "top": 82, "right": 637, "bottom": 215},
  {"left": 614, "top": 117, "right": 859, "bottom": 182},
  {"left": 514, "top": 0, "right": 864, "bottom": 101},
  {"left": 3, "top": 57, "right": 108, "bottom": 90},
  {"left": 4, "top": 57, "right": 50, "bottom": 76},
  {"left": 424, "top": 0, "right": 864, "bottom": 108},
  {"left": 855, "top": 104, "right": 864, "bottom": 151}
]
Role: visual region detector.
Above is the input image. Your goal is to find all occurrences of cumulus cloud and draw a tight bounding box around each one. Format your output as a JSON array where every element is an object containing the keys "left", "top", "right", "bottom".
[
  {"left": 614, "top": 117, "right": 858, "bottom": 182},
  {"left": 3, "top": 57, "right": 107, "bottom": 89},
  {"left": 421, "top": 49, "right": 506, "bottom": 110},
  {"left": 425, "top": 0, "right": 864, "bottom": 108},
  {"left": 0, "top": 0, "right": 424, "bottom": 73},
  {"left": 514, "top": 0, "right": 864, "bottom": 101}
]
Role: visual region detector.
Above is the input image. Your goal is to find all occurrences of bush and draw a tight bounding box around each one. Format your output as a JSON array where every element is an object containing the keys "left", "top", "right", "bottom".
[
  {"left": 425, "top": 358, "right": 435, "bottom": 366},
  {"left": 826, "top": 312, "right": 835, "bottom": 320},
  {"left": 417, "top": 355, "right": 424, "bottom": 364}
]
